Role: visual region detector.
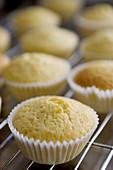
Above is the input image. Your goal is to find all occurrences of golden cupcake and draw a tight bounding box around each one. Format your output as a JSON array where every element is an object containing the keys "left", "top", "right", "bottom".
[
  {"left": 80, "top": 29, "right": 113, "bottom": 61},
  {"left": 11, "top": 6, "right": 61, "bottom": 35},
  {"left": 68, "top": 60, "right": 113, "bottom": 113},
  {"left": 8, "top": 96, "right": 98, "bottom": 164},
  {"left": 42, "top": 0, "right": 83, "bottom": 23},
  {"left": 0, "top": 53, "right": 9, "bottom": 89},
  {"left": 76, "top": 3, "right": 113, "bottom": 37},
  {"left": 0, "top": 27, "right": 10, "bottom": 52},
  {"left": 3, "top": 53, "right": 70, "bottom": 101},
  {"left": 20, "top": 26, "right": 79, "bottom": 59}
]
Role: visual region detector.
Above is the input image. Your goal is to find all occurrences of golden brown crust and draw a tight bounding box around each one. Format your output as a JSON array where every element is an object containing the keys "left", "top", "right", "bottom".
[
  {"left": 74, "top": 61, "right": 113, "bottom": 90},
  {"left": 13, "top": 96, "right": 94, "bottom": 143}
]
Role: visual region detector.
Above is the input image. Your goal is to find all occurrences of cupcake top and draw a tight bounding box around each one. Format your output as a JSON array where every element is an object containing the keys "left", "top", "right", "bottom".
[
  {"left": 81, "top": 29, "right": 113, "bottom": 54},
  {"left": 20, "top": 26, "right": 79, "bottom": 58},
  {"left": 0, "top": 54, "right": 9, "bottom": 72},
  {"left": 3, "top": 53, "right": 70, "bottom": 83},
  {"left": 12, "top": 6, "right": 61, "bottom": 35},
  {"left": 0, "top": 27, "right": 10, "bottom": 52},
  {"left": 81, "top": 3, "right": 113, "bottom": 21},
  {"left": 13, "top": 96, "right": 94, "bottom": 143},
  {"left": 43, "top": 0, "right": 83, "bottom": 22},
  {"left": 74, "top": 61, "right": 113, "bottom": 90}
]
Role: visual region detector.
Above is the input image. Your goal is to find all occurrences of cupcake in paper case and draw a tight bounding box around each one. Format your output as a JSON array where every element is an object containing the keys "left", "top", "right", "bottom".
[
  {"left": 80, "top": 29, "right": 113, "bottom": 61},
  {"left": 8, "top": 96, "right": 99, "bottom": 165},
  {"left": 68, "top": 60, "right": 113, "bottom": 114},
  {"left": 3, "top": 53, "right": 70, "bottom": 101},
  {"left": 0, "top": 53, "right": 10, "bottom": 89},
  {"left": 42, "top": 0, "right": 83, "bottom": 23},
  {"left": 0, "top": 27, "right": 10, "bottom": 52},
  {"left": 11, "top": 6, "right": 61, "bottom": 36},
  {"left": 20, "top": 26, "right": 79, "bottom": 59},
  {"left": 75, "top": 3, "right": 113, "bottom": 37}
]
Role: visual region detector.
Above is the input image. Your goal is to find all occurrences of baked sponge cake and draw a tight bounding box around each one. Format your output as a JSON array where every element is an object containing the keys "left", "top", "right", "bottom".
[
  {"left": 0, "top": 27, "right": 10, "bottom": 52},
  {"left": 20, "top": 26, "right": 79, "bottom": 59},
  {"left": 68, "top": 60, "right": 113, "bottom": 113},
  {"left": 42, "top": 0, "right": 83, "bottom": 23},
  {"left": 0, "top": 53, "right": 9, "bottom": 89},
  {"left": 76, "top": 3, "right": 113, "bottom": 37},
  {"left": 11, "top": 6, "right": 61, "bottom": 35},
  {"left": 3, "top": 53, "right": 70, "bottom": 101},
  {"left": 8, "top": 96, "right": 98, "bottom": 164},
  {"left": 80, "top": 29, "right": 113, "bottom": 61}
]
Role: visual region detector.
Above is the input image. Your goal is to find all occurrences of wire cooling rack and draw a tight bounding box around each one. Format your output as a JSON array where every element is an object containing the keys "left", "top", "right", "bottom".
[
  {"left": 0, "top": 47, "right": 113, "bottom": 170},
  {"left": 1, "top": 8, "right": 113, "bottom": 170}
]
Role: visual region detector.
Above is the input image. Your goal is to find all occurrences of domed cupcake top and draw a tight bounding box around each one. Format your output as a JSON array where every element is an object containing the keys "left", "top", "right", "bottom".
[
  {"left": 43, "top": 0, "right": 83, "bottom": 22},
  {"left": 13, "top": 96, "right": 94, "bottom": 143},
  {"left": 81, "top": 4, "right": 113, "bottom": 21},
  {"left": 3, "top": 53, "right": 69, "bottom": 83},
  {"left": 81, "top": 29, "right": 113, "bottom": 54},
  {"left": 20, "top": 26, "right": 79, "bottom": 58},
  {"left": 74, "top": 61, "right": 113, "bottom": 90},
  {"left": 12, "top": 6, "right": 61, "bottom": 35}
]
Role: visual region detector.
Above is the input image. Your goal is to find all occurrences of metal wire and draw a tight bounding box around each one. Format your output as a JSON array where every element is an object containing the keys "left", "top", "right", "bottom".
[
  {"left": 2, "top": 150, "right": 21, "bottom": 170},
  {"left": 0, "top": 118, "right": 7, "bottom": 129},
  {"left": 0, "top": 133, "right": 13, "bottom": 149},
  {"left": 26, "top": 161, "right": 34, "bottom": 170},
  {"left": 100, "top": 150, "right": 113, "bottom": 170},
  {"left": 74, "top": 112, "right": 113, "bottom": 170}
]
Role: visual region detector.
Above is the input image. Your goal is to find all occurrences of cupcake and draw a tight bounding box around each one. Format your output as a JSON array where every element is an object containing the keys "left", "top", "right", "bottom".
[
  {"left": 11, "top": 6, "right": 61, "bottom": 36},
  {"left": 75, "top": 3, "right": 113, "bottom": 37},
  {"left": 20, "top": 26, "right": 79, "bottom": 59},
  {"left": 0, "top": 27, "right": 10, "bottom": 52},
  {"left": 80, "top": 29, "right": 113, "bottom": 61},
  {"left": 8, "top": 96, "right": 98, "bottom": 164},
  {"left": 42, "top": 0, "right": 83, "bottom": 23},
  {"left": 0, "top": 53, "right": 9, "bottom": 89},
  {"left": 68, "top": 60, "right": 113, "bottom": 113},
  {"left": 3, "top": 53, "right": 70, "bottom": 101}
]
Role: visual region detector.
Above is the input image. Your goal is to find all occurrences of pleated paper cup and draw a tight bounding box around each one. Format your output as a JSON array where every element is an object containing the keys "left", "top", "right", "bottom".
[
  {"left": 80, "top": 38, "right": 113, "bottom": 61},
  {"left": 8, "top": 96, "right": 99, "bottom": 165},
  {"left": 0, "top": 55, "right": 10, "bottom": 89},
  {"left": 4, "top": 61, "right": 70, "bottom": 101},
  {"left": 68, "top": 62, "right": 113, "bottom": 114},
  {"left": 75, "top": 15, "right": 113, "bottom": 37}
]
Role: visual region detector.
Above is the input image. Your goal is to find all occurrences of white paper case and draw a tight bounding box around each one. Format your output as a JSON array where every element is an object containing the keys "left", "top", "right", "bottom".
[
  {"left": 4, "top": 60, "right": 70, "bottom": 101},
  {"left": 8, "top": 96, "right": 98, "bottom": 165},
  {"left": 80, "top": 38, "right": 113, "bottom": 61},
  {"left": 74, "top": 15, "right": 113, "bottom": 37},
  {"left": 68, "top": 61, "right": 113, "bottom": 113}
]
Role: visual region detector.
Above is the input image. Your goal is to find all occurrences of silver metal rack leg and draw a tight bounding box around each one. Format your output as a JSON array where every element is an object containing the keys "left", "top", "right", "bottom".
[
  {"left": 74, "top": 112, "right": 113, "bottom": 170},
  {"left": 100, "top": 150, "right": 113, "bottom": 170},
  {"left": 2, "top": 150, "right": 21, "bottom": 170}
]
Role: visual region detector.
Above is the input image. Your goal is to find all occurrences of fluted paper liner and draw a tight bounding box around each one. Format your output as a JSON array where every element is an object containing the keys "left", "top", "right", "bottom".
[
  {"left": 8, "top": 96, "right": 98, "bottom": 165},
  {"left": 0, "top": 55, "right": 10, "bottom": 89},
  {"left": 80, "top": 38, "right": 113, "bottom": 61},
  {"left": 68, "top": 61, "right": 113, "bottom": 113},
  {"left": 4, "top": 60, "right": 70, "bottom": 101},
  {"left": 75, "top": 15, "right": 113, "bottom": 37}
]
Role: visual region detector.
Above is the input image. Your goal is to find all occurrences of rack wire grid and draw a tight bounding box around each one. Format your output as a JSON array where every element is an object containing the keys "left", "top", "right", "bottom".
[{"left": 1, "top": 9, "right": 113, "bottom": 170}]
